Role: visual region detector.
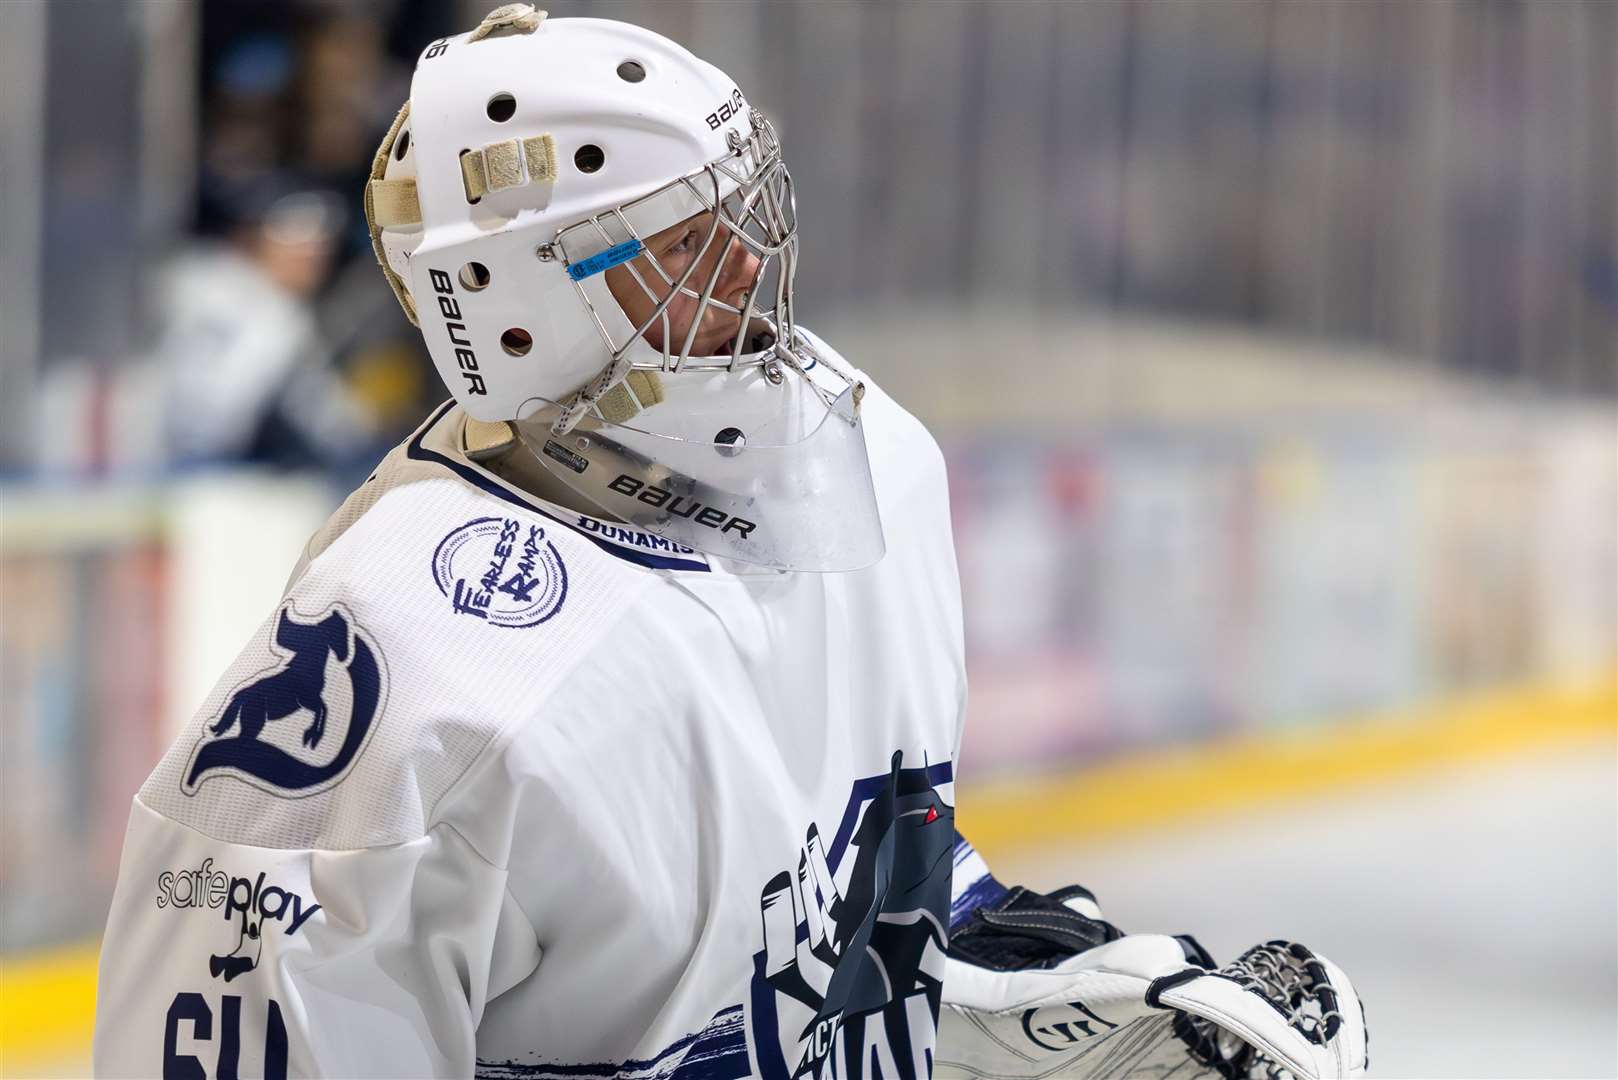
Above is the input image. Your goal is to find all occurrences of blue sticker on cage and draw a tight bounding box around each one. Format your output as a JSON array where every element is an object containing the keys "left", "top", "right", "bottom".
[{"left": 567, "top": 239, "right": 644, "bottom": 281}]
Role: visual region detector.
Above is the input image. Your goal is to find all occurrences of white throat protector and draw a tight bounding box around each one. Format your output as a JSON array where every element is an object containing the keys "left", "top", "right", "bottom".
[{"left": 511, "top": 334, "right": 885, "bottom": 572}]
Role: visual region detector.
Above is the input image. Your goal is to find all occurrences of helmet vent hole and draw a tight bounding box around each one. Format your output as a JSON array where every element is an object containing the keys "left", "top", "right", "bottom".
[
  {"left": 458, "top": 262, "right": 492, "bottom": 291},
  {"left": 486, "top": 93, "right": 517, "bottom": 123},
  {"left": 500, "top": 328, "right": 533, "bottom": 356},
  {"left": 616, "top": 60, "right": 646, "bottom": 83},
  {"left": 574, "top": 144, "right": 605, "bottom": 174},
  {"left": 394, "top": 129, "right": 410, "bottom": 160}
]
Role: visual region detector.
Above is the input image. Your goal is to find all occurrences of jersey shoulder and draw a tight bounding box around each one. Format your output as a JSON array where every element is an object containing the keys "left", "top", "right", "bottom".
[
  {"left": 139, "top": 406, "right": 661, "bottom": 853},
  {"left": 797, "top": 328, "right": 950, "bottom": 515}
]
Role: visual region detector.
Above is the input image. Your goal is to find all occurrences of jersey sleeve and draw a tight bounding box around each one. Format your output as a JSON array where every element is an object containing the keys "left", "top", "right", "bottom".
[
  {"left": 947, "top": 830, "right": 1010, "bottom": 936},
  {"left": 92, "top": 796, "right": 537, "bottom": 1078},
  {"left": 87, "top": 465, "right": 641, "bottom": 1078}
]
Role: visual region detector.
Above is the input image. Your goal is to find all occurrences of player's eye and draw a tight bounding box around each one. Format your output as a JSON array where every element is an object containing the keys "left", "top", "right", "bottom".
[{"left": 666, "top": 229, "right": 697, "bottom": 256}]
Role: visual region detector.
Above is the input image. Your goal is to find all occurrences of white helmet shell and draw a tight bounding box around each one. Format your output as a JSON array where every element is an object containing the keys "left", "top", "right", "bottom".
[
  {"left": 374, "top": 12, "right": 756, "bottom": 421},
  {"left": 369, "top": 7, "right": 884, "bottom": 572}
]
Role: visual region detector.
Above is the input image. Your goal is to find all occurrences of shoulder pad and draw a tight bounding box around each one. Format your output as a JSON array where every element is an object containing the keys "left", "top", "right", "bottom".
[{"left": 141, "top": 474, "right": 654, "bottom": 850}]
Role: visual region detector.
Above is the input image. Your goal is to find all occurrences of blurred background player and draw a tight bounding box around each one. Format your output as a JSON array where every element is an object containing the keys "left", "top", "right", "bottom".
[
  {"left": 0, "top": 2, "right": 1612, "bottom": 1077},
  {"left": 151, "top": 180, "right": 382, "bottom": 473}
]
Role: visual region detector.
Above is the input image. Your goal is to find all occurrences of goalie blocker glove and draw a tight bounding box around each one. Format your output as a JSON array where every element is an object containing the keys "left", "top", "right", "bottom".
[{"left": 936, "top": 882, "right": 1368, "bottom": 1079}]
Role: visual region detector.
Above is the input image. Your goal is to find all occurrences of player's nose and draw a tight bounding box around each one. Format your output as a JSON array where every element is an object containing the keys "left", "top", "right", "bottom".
[{"left": 716, "top": 238, "right": 761, "bottom": 300}]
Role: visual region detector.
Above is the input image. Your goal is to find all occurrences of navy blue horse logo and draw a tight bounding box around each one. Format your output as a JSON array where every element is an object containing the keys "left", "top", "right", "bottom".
[{"left": 183, "top": 603, "right": 387, "bottom": 797}]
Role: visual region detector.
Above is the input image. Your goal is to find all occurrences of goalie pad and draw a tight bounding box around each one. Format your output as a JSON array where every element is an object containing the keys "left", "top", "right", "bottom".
[{"left": 937, "top": 883, "right": 1368, "bottom": 1079}]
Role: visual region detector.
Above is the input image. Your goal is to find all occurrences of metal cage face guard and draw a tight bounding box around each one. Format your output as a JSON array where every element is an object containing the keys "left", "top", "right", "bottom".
[
  {"left": 519, "top": 112, "right": 885, "bottom": 572},
  {"left": 560, "top": 110, "right": 796, "bottom": 372},
  {"left": 545, "top": 111, "right": 823, "bottom": 434}
]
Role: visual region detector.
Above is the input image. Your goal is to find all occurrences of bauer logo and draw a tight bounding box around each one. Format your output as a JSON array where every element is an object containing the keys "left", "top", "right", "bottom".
[
  {"left": 432, "top": 516, "right": 568, "bottom": 627},
  {"left": 427, "top": 267, "right": 487, "bottom": 396},
  {"left": 705, "top": 87, "right": 746, "bottom": 130},
  {"left": 182, "top": 603, "right": 388, "bottom": 799}
]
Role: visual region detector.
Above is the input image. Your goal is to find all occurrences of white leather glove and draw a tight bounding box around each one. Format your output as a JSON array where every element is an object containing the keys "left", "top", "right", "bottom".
[{"left": 936, "top": 887, "right": 1368, "bottom": 1079}]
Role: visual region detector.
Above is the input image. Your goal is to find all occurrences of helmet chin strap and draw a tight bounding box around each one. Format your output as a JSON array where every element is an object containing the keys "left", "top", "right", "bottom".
[
  {"left": 462, "top": 366, "right": 670, "bottom": 466},
  {"left": 549, "top": 350, "right": 637, "bottom": 437},
  {"left": 550, "top": 320, "right": 793, "bottom": 437}
]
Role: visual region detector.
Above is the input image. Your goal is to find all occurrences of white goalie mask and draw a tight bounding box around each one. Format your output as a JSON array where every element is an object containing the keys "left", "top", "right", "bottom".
[{"left": 366, "top": 5, "right": 884, "bottom": 571}]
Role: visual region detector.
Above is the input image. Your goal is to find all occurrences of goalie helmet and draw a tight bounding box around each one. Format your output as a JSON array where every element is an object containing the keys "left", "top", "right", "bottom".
[{"left": 366, "top": 4, "right": 884, "bottom": 572}]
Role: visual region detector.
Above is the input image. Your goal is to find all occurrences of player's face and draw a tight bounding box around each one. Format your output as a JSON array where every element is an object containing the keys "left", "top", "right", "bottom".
[{"left": 605, "top": 211, "right": 764, "bottom": 358}]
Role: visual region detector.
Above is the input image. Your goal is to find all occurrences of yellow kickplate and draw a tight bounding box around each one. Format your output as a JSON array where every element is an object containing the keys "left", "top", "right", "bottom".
[
  {"left": 0, "top": 941, "right": 100, "bottom": 1074},
  {"left": 960, "top": 675, "right": 1617, "bottom": 859}
]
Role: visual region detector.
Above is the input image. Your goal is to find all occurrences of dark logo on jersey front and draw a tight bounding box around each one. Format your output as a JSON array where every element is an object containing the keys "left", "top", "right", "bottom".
[
  {"left": 752, "top": 752, "right": 956, "bottom": 1079},
  {"left": 432, "top": 516, "right": 568, "bottom": 627},
  {"left": 182, "top": 603, "right": 387, "bottom": 798}
]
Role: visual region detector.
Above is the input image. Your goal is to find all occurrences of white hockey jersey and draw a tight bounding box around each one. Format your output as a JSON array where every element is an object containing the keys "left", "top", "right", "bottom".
[{"left": 93, "top": 356, "right": 971, "bottom": 1079}]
